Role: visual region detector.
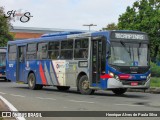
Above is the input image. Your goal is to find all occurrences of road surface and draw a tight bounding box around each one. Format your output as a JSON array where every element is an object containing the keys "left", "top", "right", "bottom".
[{"left": 0, "top": 80, "right": 160, "bottom": 120}]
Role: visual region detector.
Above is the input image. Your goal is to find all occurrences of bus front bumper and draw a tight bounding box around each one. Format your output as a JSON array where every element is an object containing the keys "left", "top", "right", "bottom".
[{"left": 107, "top": 78, "right": 150, "bottom": 89}]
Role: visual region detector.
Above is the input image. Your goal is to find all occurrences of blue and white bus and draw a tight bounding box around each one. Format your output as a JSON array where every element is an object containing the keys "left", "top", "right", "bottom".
[
  {"left": 6, "top": 31, "right": 150, "bottom": 95},
  {"left": 0, "top": 47, "right": 7, "bottom": 80}
]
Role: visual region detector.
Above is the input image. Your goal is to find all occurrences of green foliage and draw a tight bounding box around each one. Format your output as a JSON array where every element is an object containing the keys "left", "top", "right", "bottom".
[
  {"left": 118, "top": 0, "right": 160, "bottom": 61},
  {"left": 102, "top": 23, "right": 118, "bottom": 30},
  {"left": 150, "top": 62, "right": 160, "bottom": 77},
  {"left": 0, "top": 7, "right": 13, "bottom": 47},
  {"left": 151, "top": 77, "right": 160, "bottom": 87}
]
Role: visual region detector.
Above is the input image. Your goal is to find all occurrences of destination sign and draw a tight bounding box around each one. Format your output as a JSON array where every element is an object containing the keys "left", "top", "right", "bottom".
[{"left": 111, "top": 32, "right": 148, "bottom": 40}]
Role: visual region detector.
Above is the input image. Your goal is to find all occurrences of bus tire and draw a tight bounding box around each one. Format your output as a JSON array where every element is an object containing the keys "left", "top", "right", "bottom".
[
  {"left": 57, "top": 86, "right": 70, "bottom": 91},
  {"left": 5, "top": 78, "right": 11, "bottom": 82},
  {"left": 28, "top": 73, "right": 42, "bottom": 90},
  {"left": 112, "top": 88, "right": 127, "bottom": 95},
  {"left": 78, "top": 75, "right": 95, "bottom": 95}
]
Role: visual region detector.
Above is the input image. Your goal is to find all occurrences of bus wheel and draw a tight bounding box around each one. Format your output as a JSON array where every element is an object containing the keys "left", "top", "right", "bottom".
[
  {"left": 112, "top": 88, "right": 127, "bottom": 95},
  {"left": 78, "top": 75, "right": 95, "bottom": 95},
  {"left": 57, "top": 86, "right": 70, "bottom": 91},
  {"left": 5, "top": 78, "right": 11, "bottom": 82},
  {"left": 28, "top": 73, "right": 43, "bottom": 90}
]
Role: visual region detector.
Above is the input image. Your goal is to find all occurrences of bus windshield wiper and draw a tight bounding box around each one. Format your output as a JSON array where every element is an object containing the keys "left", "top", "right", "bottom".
[
  {"left": 120, "top": 41, "right": 131, "bottom": 58},
  {"left": 137, "top": 42, "right": 142, "bottom": 60}
]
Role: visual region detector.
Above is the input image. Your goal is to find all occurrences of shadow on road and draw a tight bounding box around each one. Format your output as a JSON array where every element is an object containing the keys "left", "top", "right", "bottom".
[
  {"left": 12, "top": 85, "right": 146, "bottom": 99},
  {"left": 0, "top": 79, "right": 9, "bottom": 82},
  {"left": 94, "top": 92, "right": 146, "bottom": 98}
]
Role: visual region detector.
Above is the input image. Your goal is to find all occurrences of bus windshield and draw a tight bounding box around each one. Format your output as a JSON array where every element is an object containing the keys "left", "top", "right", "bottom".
[
  {"left": 108, "top": 42, "right": 149, "bottom": 66},
  {"left": 0, "top": 53, "right": 6, "bottom": 67}
]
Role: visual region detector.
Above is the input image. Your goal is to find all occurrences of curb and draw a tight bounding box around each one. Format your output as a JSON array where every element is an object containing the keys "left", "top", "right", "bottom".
[
  {"left": 0, "top": 95, "right": 26, "bottom": 120},
  {"left": 127, "top": 87, "right": 160, "bottom": 93}
]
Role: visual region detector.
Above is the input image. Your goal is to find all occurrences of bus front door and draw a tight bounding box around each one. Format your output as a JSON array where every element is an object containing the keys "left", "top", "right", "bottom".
[
  {"left": 17, "top": 46, "right": 26, "bottom": 82},
  {"left": 91, "top": 38, "right": 105, "bottom": 87}
]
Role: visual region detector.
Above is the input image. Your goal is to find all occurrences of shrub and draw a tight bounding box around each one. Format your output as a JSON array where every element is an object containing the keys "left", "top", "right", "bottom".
[{"left": 150, "top": 62, "right": 160, "bottom": 77}]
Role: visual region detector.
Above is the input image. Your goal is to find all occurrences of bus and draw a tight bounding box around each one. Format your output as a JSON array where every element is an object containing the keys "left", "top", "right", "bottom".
[
  {"left": 6, "top": 30, "right": 151, "bottom": 95},
  {"left": 0, "top": 47, "right": 7, "bottom": 80}
]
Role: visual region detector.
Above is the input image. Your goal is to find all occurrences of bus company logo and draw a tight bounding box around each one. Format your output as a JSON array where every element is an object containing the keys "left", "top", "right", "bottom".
[
  {"left": 4, "top": 9, "right": 33, "bottom": 23},
  {"left": 56, "top": 63, "right": 69, "bottom": 69}
]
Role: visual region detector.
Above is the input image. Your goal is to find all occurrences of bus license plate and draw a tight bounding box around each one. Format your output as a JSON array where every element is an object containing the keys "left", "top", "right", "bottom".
[{"left": 131, "top": 82, "right": 138, "bottom": 86}]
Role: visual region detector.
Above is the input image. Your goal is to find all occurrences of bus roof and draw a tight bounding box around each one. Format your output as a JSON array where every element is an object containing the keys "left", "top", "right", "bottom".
[
  {"left": 41, "top": 31, "right": 85, "bottom": 37},
  {"left": 7, "top": 30, "right": 148, "bottom": 45}
]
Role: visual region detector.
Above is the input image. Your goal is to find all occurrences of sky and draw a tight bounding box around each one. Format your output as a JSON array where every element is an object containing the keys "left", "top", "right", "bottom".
[{"left": 1, "top": 0, "right": 137, "bottom": 31}]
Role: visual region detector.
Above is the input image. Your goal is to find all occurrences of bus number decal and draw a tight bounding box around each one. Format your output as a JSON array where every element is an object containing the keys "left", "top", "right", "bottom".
[{"left": 9, "top": 64, "right": 13, "bottom": 67}]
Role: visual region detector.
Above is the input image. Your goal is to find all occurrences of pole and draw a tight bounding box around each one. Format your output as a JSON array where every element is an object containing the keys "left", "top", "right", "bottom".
[{"left": 83, "top": 24, "right": 97, "bottom": 31}]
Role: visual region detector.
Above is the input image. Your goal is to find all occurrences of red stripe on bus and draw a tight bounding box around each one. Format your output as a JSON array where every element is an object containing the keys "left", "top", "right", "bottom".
[
  {"left": 39, "top": 63, "right": 47, "bottom": 85},
  {"left": 100, "top": 74, "right": 112, "bottom": 79}
]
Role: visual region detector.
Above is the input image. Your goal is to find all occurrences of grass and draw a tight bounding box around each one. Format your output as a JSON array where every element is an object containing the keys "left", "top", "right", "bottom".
[{"left": 150, "top": 77, "right": 160, "bottom": 87}]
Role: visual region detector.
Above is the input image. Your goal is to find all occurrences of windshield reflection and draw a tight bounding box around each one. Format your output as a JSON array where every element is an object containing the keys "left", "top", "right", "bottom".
[{"left": 108, "top": 42, "right": 148, "bottom": 66}]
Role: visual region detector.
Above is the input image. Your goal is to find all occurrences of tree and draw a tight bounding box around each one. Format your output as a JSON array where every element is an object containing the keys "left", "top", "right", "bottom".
[
  {"left": 102, "top": 23, "right": 118, "bottom": 30},
  {"left": 0, "top": 7, "right": 13, "bottom": 47},
  {"left": 118, "top": 0, "right": 160, "bottom": 62}
]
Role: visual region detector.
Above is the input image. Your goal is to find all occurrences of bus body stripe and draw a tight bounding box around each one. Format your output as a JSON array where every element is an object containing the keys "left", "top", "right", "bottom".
[
  {"left": 39, "top": 63, "right": 47, "bottom": 85},
  {"left": 49, "top": 62, "right": 58, "bottom": 85},
  {"left": 51, "top": 61, "right": 60, "bottom": 85},
  {"left": 100, "top": 74, "right": 112, "bottom": 79},
  {"left": 44, "top": 63, "right": 53, "bottom": 85}
]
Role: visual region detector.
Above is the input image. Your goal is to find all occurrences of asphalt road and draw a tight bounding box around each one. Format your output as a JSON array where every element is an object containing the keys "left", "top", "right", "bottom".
[{"left": 0, "top": 80, "right": 160, "bottom": 120}]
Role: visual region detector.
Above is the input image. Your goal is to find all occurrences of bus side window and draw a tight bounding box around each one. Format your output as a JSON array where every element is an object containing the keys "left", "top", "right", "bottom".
[
  {"left": 74, "top": 38, "right": 89, "bottom": 59},
  {"left": 60, "top": 40, "right": 73, "bottom": 59},
  {"left": 48, "top": 41, "right": 60, "bottom": 59},
  {"left": 27, "top": 43, "right": 37, "bottom": 60},
  {"left": 37, "top": 43, "right": 48, "bottom": 60},
  {"left": 8, "top": 45, "right": 17, "bottom": 61}
]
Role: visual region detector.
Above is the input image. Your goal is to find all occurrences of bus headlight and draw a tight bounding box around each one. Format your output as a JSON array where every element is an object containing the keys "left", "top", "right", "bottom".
[
  {"left": 109, "top": 72, "right": 114, "bottom": 77},
  {"left": 147, "top": 74, "right": 151, "bottom": 80}
]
